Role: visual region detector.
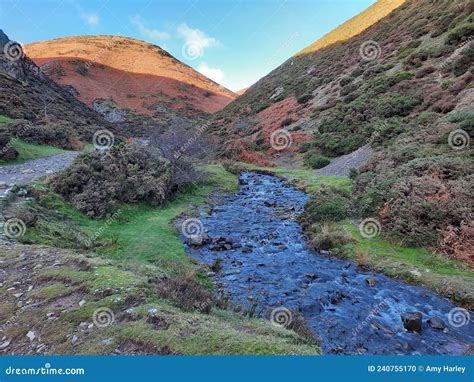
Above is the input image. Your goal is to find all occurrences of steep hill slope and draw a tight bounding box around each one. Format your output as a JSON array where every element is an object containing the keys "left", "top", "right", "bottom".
[
  {"left": 212, "top": 0, "right": 474, "bottom": 266},
  {"left": 0, "top": 30, "right": 115, "bottom": 151},
  {"left": 26, "top": 36, "right": 236, "bottom": 119}
]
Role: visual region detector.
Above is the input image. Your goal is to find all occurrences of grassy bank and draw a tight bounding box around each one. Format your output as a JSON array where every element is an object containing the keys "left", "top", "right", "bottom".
[
  {"left": 0, "top": 244, "right": 319, "bottom": 355},
  {"left": 2, "top": 163, "right": 319, "bottom": 355},
  {"left": 23, "top": 164, "right": 238, "bottom": 265},
  {"left": 237, "top": 162, "right": 473, "bottom": 306},
  {"left": 0, "top": 139, "right": 68, "bottom": 165}
]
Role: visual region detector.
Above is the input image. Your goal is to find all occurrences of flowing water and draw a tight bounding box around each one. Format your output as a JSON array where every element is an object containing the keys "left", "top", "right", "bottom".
[{"left": 184, "top": 172, "right": 473, "bottom": 354}]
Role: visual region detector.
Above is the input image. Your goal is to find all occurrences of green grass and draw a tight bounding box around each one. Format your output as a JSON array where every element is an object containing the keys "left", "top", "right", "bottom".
[
  {"left": 1, "top": 244, "right": 319, "bottom": 355},
  {"left": 238, "top": 162, "right": 353, "bottom": 192},
  {"left": 0, "top": 139, "right": 68, "bottom": 165},
  {"left": 0, "top": 114, "right": 13, "bottom": 124},
  {"left": 3, "top": 164, "right": 320, "bottom": 355},
  {"left": 344, "top": 222, "right": 471, "bottom": 276},
  {"left": 341, "top": 222, "right": 474, "bottom": 303},
  {"left": 24, "top": 164, "right": 239, "bottom": 267}
]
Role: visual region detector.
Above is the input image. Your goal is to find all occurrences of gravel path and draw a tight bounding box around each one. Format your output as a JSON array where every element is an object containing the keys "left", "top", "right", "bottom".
[
  {"left": 0, "top": 152, "right": 79, "bottom": 196},
  {"left": 315, "top": 145, "right": 374, "bottom": 176}
]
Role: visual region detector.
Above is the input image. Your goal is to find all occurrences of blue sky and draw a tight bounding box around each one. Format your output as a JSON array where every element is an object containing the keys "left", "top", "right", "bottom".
[{"left": 0, "top": 0, "right": 375, "bottom": 91}]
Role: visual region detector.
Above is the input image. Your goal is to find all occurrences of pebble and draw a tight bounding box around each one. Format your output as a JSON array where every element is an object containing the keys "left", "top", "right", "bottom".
[
  {"left": 0, "top": 340, "right": 11, "bottom": 349},
  {"left": 101, "top": 338, "right": 113, "bottom": 346},
  {"left": 26, "top": 331, "right": 36, "bottom": 341}
]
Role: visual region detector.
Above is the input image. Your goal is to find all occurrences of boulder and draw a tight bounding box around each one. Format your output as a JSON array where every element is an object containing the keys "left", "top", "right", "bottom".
[
  {"left": 365, "top": 278, "right": 377, "bottom": 286},
  {"left": 427, "top": 316, "right": 445, "bottom": 330},
  {"left": 401, "top": 312, "right": 422, "bottom": 333}
]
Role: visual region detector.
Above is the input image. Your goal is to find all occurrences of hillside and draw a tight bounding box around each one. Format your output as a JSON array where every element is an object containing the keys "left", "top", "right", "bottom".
[
  {"left": 26, "top": 36, "right": 236, "bottom": 119},
  {"left": 211, "top": 0, "right": 474, "bottom": 267},
  {"left": 297, "top": 0, "right": 406, "bottom": 56},
  {"left": 0, "top": 30, "right": 119, "bottom": 155}
]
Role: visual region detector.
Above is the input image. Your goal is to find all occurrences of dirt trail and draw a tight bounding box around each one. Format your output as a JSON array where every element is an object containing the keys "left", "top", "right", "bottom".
[
  {"left": 315, "top": 145, "right": 373, "bottom": 176},
  {"left": 0, "top": 152, "right": 79, "bottom": 196}
]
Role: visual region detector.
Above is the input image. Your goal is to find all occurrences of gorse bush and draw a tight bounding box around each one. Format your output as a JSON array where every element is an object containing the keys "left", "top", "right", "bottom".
[
  {"left": 51, "top": 143, "right": 172, "bottom": 218},
  {"left": 303, "top": 152, "right": 330, "bottom": 169},
  {"left": 0, "top": 127, "right": 18, "bottom": 160},
  {"left": 452, "top": 42, "right": 474, "bottom": 76},
  {"left": 445, "top": 22, "right": 474, "bottom": 45},
  {"left": 301, "top": 186, "right": 351, "bottom": 223}
]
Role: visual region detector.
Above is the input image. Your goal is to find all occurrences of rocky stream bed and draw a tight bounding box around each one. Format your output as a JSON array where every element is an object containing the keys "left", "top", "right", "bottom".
[{"left": 183, "top": 172, "right": 474, "bottom": 355}]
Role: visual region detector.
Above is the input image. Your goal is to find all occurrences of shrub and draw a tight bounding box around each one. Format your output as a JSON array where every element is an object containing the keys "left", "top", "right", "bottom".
[
  {"left": 309, "top": 224, "right": 352, "bottom": 250},
  {"left": 445, "top": 22, "right": 474, "bottom": 45},
  {"left": 303, "top": 152, "right": 330, "bottom": 169},
  {"left": 297, "top": 93, "right": 313, "bottom": 104},
  {"left": 452, "top": 42, "right": 474, "bottom": 76},
  {"left": 340, "top": 83, "right": 358, "bottom": 96},
  {"left": 302, "top": 186, "right": 351, "bottom": 223},
  {"left": 51, "top": 143, "right": 172, "bottom": 218},
  {"left": 280, "top": 117, "right": 293, "bottom": 127},
  {"left": 375, "top": 93, "right": 420, "bottom": 118},
  {"left": 0, "top": 127, "right": 18, "bottom": 160},
  {"left": 298, "top": 141, "right": 312, "bottom": 153},
  {"left": 6, "top": 120, "right": 84, "bottom": 150},
  {"left": 155, "top": 272, "right": 214, "bottom": 313},
  {"left": 222, "top": 160, "right": 244, "bottom": 175},
  {"left": 339, "top": 76, "right": 353, "bottom": 87}
]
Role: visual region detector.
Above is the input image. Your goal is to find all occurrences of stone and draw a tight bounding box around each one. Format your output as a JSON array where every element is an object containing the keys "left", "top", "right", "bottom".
[
  {"left": 241, "top": 246, "right": 253, "bottom": 253},
  {"left": 71, "top": 335, "right": 78, "bottom": 345},
  {"left": 26, "top": 331, "right": 36, "bottom": 341},
  {"left": 401, "top": 312, "right": 422, "bottom": 333},
  {"left": 365, "top": 278, "right": 377, "bottom": 286},
  {"left": 101, "top": 337, "right": 113, "bottom": 346},
  {"left": 0, "top": 340, "right": 10, "bottom": 349},
  {"left": 186, "top": 235, "right": 204, "bottom": 247},
  {"left": 427, "top": 317, "right": 445, "bottom": 330},
  {"left": 409, "top": 269, "right": 422, "bottom": 278}
]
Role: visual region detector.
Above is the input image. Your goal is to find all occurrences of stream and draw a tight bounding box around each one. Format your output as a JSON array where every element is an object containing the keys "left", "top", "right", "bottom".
[{"left": 183, "top": 172, "right": 474, "bottom": 355}]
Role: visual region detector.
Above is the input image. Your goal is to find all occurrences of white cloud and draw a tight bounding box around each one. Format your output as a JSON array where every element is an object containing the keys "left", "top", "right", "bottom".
[
  {"left": 131, "top": 15, "right": 170, "bottom": 41},
  {"left": 81, "top": 12, "right": 99, "bottom": 27},
  {"left": 177, "top": 23, "right": 220, "bottom": 57},
  {"left": 198, "top": 62, "right": 225, "bottom": 84}
]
